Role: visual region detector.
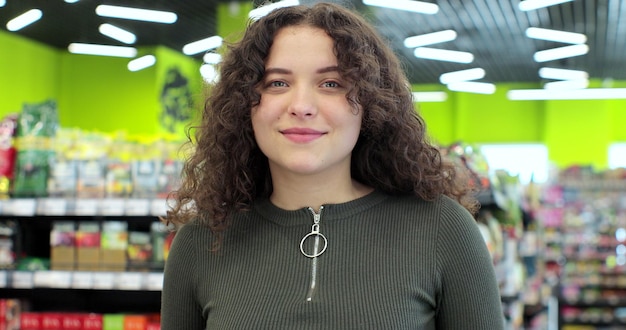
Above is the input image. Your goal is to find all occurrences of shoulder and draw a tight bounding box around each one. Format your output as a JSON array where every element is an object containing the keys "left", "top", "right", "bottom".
[{"left": 169, "top": 221, "right": 215, "bottom": 251}]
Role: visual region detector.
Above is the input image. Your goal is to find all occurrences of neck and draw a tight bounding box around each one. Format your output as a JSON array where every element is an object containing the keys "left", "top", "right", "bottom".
[{"left": 269, "top": 173, "right": 372, "bottom": 211}]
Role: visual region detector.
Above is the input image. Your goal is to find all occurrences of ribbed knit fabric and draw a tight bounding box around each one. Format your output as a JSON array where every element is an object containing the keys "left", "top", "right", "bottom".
[{"left": 161, "top": 191, "right": 505, "bottom": 329}]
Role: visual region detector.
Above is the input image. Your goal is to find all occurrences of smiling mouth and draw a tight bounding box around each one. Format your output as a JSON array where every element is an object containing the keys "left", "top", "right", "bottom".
[{"left": 281, "top": 128, "right": 325, "bottom": 143}]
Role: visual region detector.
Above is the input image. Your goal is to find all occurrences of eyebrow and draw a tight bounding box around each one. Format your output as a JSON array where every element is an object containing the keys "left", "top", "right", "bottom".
[{"left": 264, "top": 66, "right": 340, "bottom": 75}]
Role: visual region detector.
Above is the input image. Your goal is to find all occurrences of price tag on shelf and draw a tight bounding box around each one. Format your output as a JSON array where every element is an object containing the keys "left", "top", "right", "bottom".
[
  {"left": 33, "top": 271, "right": 72, "bottom": 288},
  {"left": 72, "top": 271, "right": 94, "bottom": 289},
  {"left": 74, "top": 199, "right": 99, "bottom": 216},
  {"left": 116, "top": 272, "right": 143, "bottom": 290},
  {"left": 125, "top": 199, "right": 150, "bottom": 216},
  {"left": 38, "top": 198, "right": 68, "bottom": 216},
  {"left": 12, "top": 271, "right": 33, "bottom": 289},
  {"left": 10, "top": 199, "right": 37, "bottom": 216},
  {"left": 0, "top": 270, "right": 7, "bottom": 287},
  {"left": 145, "top": 272, "right": 164, "bottom": 291},
  {"left": 92, "top": 272, "right": 115, "bottom": 290},
  {"left": 100, "top": 199, "right": 126, "bottom": 216}
]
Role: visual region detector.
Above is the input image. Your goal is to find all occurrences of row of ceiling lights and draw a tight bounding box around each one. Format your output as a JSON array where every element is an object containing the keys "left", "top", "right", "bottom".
[
  {"left": 370, "top": 0, "right": 625, "bottom": 100},
  {"left": 2, "top": 0, "right": 625, "bottom": 100}
]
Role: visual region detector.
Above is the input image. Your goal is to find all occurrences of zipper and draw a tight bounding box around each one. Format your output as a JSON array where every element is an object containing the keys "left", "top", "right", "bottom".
[{"left": 301, "top": 206, "right": 326, "bottom": 302}]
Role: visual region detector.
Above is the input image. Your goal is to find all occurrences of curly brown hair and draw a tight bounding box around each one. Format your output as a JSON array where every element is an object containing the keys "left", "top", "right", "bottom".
[{"left": 164, "top": 2, "right": 479, "bottom": 240}]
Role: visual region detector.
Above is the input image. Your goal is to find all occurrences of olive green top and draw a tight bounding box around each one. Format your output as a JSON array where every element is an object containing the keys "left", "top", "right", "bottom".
[{"left": 161, "top": 191, "right": 504, "bottom": 329}]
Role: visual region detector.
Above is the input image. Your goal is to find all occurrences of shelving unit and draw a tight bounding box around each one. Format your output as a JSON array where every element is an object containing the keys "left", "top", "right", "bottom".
[
  {"left": 539, "top": 178, "right": 626, "bottom": 330},
  {"left": 0, "top": 198, "right": 168, "bottom": 316}
]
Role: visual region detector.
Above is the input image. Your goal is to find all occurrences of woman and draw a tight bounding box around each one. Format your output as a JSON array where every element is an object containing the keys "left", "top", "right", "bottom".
[{"left": 161, "top": 2, "right": 504, "bottom": 329}]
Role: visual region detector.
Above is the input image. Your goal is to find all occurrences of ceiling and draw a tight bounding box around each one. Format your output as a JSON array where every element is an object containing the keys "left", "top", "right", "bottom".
[{"left": 1, "top": 0, "right": 625, "bottom": 86}]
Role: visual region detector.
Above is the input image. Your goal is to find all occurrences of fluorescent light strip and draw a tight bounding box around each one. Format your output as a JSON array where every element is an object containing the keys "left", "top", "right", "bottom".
[
  {"left": 128, "top": 55, "right": 156, "bottom": 71},
  {"left": 447, "top": 82, "right": 496, "bottom": 94},
  {"left": 249, "top": 0, "right": 299, "bottom": 20},
  {"left": 363, "top": 0, "right": 439, "bottom": 14},
  {"left": 99, "top": 24, "right": 136, "bottom": 44},
  {"left": 414, "top": 47, "right": 474, "bottom": 64},
  {"left": 64, "top": 0, "right": 80, "bottom": 3},
  {"left": 543, "top": 79, "right": 589, "bottom": 90},
  {"left": 200, "top": 64, "right": 220, "bottom": 84},
  {"left": 95, "top": 5, "right": 177, "bottom": 24},
  {"left": 404, "top": 30, "right": 457, "bottom": 48},
  {"left": 203, "top": 52, "right": 222, "bottom": 64},
  {"left": 68, "top": 43, "right": 137, "bottom": 58},
  {"left": 533, "top": 44, "right": 589, "bottom": 62},
  {"left": 6, "top": 9, "right": 43, "bottom": 31},
  {"left": 182, "top": 36, "right": 223, "bottom": 56},
  {"left": 525, "top": 27, "right": 586, "bottom": 44},
  {"left": 538, "top": 67, "right": 588, "bottom": 80},
  {"left": 507, "top": 88, "right": 626, "bottom": 100},
  {"left": 439, "top": 68, "right": 485, "bottom": 84},
  {"left": 518, "top": 0, "right": 574, "bottom": 11},
  {"left": 0, "top": 0, "right": 7, "bottom": 7},
  {"left": 412, "top": 91, "right": 448, "bottom": 102}
]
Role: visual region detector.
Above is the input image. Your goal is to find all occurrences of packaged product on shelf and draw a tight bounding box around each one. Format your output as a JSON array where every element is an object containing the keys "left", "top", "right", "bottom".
[
  {"left": 76, "top": 222, "right": 101, "bottom": 271},
  {"left": 127, "top": 231, "right": 152, "bottom": 271},
  {"left": 156, "top": 139, "right": 184, "bottom": 199},
  {"left": 12, "top": 100, "right": 59, "bottom": 198},
  {"left": 0, "top": 220, "right": 16, "bottom": 269},
  {"left": 105, "top": 135, "right": 133, "bottom": 198},
  {"left": 150, "top": 221, "right": 169, "bottom": 267},
  {"left": 0, "top": 114, "right": 18, "bottom": 199},
  {"left": 82, "top": 313, "right": 103, "bottom": 330},
  {"left": 102, "top": 314, "right": 124, "bottom": 330},
  {"left": 131, "top": 140, "right": 161, "bottom": 199},
  {"left": 50, "top": 221, "right": 76, "bottom": 271},
  {"left": 100, "top": 221, "right": 128, "bottom": 272},
  {"left": 76, "top": 132, "right": 110, "bottom": 199},
  {"left": 47, "top": 128, "right": 80, "bottom": 198},
  {"left": 0, "top": 299, "right": 20, "bottom": 330}
]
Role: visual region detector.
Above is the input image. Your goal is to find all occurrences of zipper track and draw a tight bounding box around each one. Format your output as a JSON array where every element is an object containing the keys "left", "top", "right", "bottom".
[{"left": 304, "top": 206, "right": 324, "bottom": 302}]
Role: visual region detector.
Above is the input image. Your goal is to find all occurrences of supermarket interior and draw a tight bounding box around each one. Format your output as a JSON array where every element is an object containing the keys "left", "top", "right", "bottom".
[{"left": 1, "top": 0, "right": 626, "bottom": 329}]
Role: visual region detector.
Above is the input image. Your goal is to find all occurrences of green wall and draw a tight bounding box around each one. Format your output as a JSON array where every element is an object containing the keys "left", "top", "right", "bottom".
[
  {"left": 1, "top": 23, "right": 624, "bottom": 170},
  {"left": 418, "top": 81, "right": 626, "bottom": 169},
  {"left": 1, "top": 30, "right": 201, "bottom": 140}
]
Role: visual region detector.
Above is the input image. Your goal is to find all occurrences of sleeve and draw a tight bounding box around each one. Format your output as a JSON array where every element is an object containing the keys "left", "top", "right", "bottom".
[
  {"left": 160, "top": 223, "right": 206, "bottom": 330},
  {"left": 434, "top": 199, "right": 505, "bottom": 330}
]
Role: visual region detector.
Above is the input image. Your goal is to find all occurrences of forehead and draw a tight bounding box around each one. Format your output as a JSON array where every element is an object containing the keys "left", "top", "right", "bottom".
[{"left": 267, "top": 26, "right": 336, "bottom": 63}]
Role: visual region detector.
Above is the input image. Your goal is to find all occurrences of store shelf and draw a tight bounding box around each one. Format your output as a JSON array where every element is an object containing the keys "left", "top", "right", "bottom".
[
  {"left": 0, "top": 198, "right": 168, "bottom": 217},
  {"left": 0, "top": 270, "right": 163, "bottom": 291}
]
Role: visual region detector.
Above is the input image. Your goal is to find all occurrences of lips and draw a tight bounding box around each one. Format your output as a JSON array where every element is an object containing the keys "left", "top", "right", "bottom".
[{"left": 281, "top": 127, "right": 325, "bottom": 143}]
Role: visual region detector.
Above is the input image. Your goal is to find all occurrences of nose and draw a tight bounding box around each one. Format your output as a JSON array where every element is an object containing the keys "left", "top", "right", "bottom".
[{"left": 288, "top": 86, "right": 317, "bottom": 118}]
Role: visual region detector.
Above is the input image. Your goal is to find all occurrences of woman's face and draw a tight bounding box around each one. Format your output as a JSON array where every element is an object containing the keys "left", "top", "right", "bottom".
[{"left": 251, "top": 25, "right": 362, "bottom": 178}]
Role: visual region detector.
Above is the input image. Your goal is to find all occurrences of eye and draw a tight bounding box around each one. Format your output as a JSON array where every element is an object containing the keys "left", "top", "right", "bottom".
[
  {"left": 268, "top": 80, "right": 287, "bottom": 88},
  {"left": 322, "top": 81, "right": 340, "bottom": 88}
]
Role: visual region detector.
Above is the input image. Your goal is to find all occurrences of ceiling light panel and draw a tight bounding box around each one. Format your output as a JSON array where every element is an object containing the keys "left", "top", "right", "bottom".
[
  {"left": 99, "top": 24, "right": 136, "bottom": 44},
  {"left": 362, "top": 0, "right": 439, "bottom": 14},
  {"left": 525, "top": 27, "right": 587, "bottom": 44},
  {"left": 414, "top": 47, "right": 474, "bottom": 64},
  {"left": 518, "top": 0, "right": 575, "bottom": 11},
  {"left": 538, "top": 67, "right": 589, "bottom": 80},
  {"left": 533, "top": 44, "right": 589, "bottom": 62},
  {"left": 95, "top": 5, "right": 177, "bottom": 24},
  {"left": 404, "top": 30, "right": 457, "bottom": 48},
  {"left": 6, "top": 9, "right": 42, "bottom": 31},
  {"left": 249, "top": 0, "right": 299, "bottom": 20},
  {"left": 182, "top": 36, "right": 223, "bottom": 56},
  {"left": 128, "top": 55, "right": 156, "bottom": 71},
  {"left": 439, "top": 68, "right": 486, "bottom": 84},
  {"left": 68, "top": 43, "right": 137, "bottom": 58},
  {"left": 543, "top": 79, "right": 589, "bottom": 90},
  {"left": 412, "top": 91, "right": 448, "bottom": 102}
]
